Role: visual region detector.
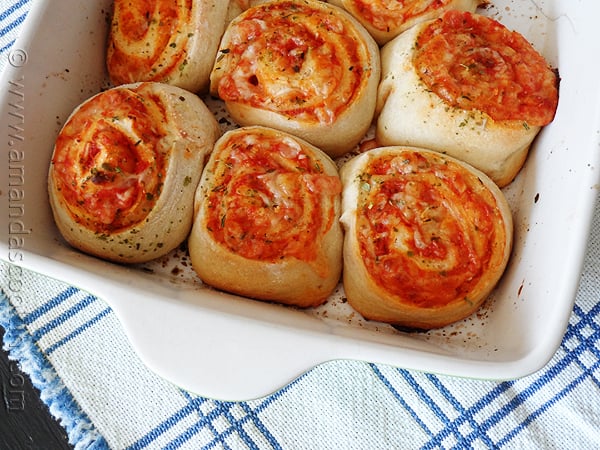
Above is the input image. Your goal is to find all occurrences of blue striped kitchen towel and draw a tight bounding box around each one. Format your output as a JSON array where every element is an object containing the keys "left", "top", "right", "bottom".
[
  {"left": 1, "top": 1, "right": 599, "bottom": 449},
  {"left": 2, "top": 238, "right": 600, "bottom": 449}
]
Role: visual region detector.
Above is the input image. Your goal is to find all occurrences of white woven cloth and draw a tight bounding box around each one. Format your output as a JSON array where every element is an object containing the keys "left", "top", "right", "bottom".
[{"left": 1, "top": 1, "right": 599, "bottom": 449}]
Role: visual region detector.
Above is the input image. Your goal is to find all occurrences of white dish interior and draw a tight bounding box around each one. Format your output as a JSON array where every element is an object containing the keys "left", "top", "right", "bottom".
[{"left": 1, "top": 0, "right": 599, "bottom": 400}]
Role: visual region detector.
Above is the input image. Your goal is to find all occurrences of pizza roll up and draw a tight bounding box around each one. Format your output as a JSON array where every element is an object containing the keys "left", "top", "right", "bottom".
[
  {"left": 48, "top": 82, "right": 220, "bottom": 263},
  {"left": 327, "top": 0, "right": 481, "bottom": 45},
  {"left": 340, "top": 146, "right": 513, "bottom": 329},
  {"left": 376, "top": 11, "right": 559, "bottom": 187},
  {"left": 189, "top": 126, "right": 343, "bottom": 307},
  {"left": 210, "top": 0, "right": 381, "bottom": 158},
  {"left": 107, "top": 0, "right": 231, "bottom": 92}
]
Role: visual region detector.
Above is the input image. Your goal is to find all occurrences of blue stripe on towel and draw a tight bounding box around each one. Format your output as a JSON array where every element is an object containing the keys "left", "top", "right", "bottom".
[
  {"left": 125, "top": 396, "right": 207, "bottom": 450},
  {"left": 0, "top": 38, "right": 15, "bottom": 53},
  {"left": 496, "top": 366, "right": 597, "bottom": 447},
  {"left": 18, "top": 285, "right": 112, "bottom": 355},
  {"left": 0, "top": 289, "right": 109, "bottom": 449},
  {"left": 366, "top": 299, "right": 600, "bottom": 449},
  {"left": 370, "top": 364, "right": 434, "bottom": 438},
  {"left": 180, "top": 378, "right": 303, "bottom": 450},
  {"left": 0, "top": 12, "right": 26, "bottom": 42},
  {"left": 167, "top": 398, "right": 258, "bottom": 450},
  {"left": 128, "top": 372, "right": 309, "bottom": 449},
  {"left": 31, "top": 294, "right": 97, "bottom": 342},
  {"left": 426, "top": 373, "right": 497, "bottom": 448},
  {"left": 45, "top": 306, "right": 112, "bottom": 355},
  {"left": 22, "top": 285, "right": 79, "bottom": 324},
  {"left": 163, "top": 396, "right": 224, "bottom": 449},
  {"left": 0, "top": 0, "right": 27, "bottom": 23}
]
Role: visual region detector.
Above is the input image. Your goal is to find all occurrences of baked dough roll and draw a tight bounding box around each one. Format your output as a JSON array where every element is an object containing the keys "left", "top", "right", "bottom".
[
  {"left": 226, "top": 0, "right": 249, "bottom": 21},
  {"left": 189, "top": 126, "right": 343, "bottom": 307},
  {"left": 327, "top": 0, "right": 481, "bottom": 45},
  {"left": 226, "top": 0, "right": 268, "bottom": 21},
  {"left": 376, "top": 11, "right": 559, "bottom": 187},
  {"left": 340, "top": 146, "right": 513, "bottom": 329},
  {"left": 106, "top": 0, "right": 231, "bottom": 92},
  {"left": 48, "top": 82, "right": 220, "bottom": 264},
  {"left": 209, "top": 0, "right": 381, "bottom": 158}
]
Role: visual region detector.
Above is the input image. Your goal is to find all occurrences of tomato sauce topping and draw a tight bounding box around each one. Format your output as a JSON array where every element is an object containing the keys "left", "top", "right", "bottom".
[
  {"left": 205, "top": 130, "right": 341, "bottom": 264},
  {"left": 108, "top": 0, "right": 192, "bottom": 84},
  {"left": 213, "top": 1, "right": 368, "bottom": 125},
  {"left": 356, "top": 151, "right": 507, "bottom": 308},
  {"left": 51, "top": 85, "right": 168, "bottom": 233},
  {"left": 414, "top": 10, "right": 558, "bottom": 125},
  {"left": 350, "top": 0, "right": 451, "bottom": 32}
]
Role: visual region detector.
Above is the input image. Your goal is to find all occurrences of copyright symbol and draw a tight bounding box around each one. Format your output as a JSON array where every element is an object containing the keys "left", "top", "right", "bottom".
[{"left": 8, "top": 48, "right": 28, "bottom": 68}]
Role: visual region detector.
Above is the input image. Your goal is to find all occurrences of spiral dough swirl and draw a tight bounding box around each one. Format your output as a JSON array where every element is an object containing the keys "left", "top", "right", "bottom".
[
  {"left": 344, "top": 0, "right": 453, "bottom": 32},
  {"left": 211, "top": 0, "right": 372, "bottom": 125},
  {"left": 414, "top": 11, "right": 559, "bottom": 126},
  {"left": 51, "top": 86, "right": 169, "bottom": 233},
  {"left": 355, "top": 150, "right": 508, "bottom": 308},
  {"left": 204, "top": 129, "right": 342, "bottom": 269},
  {"left": 107, "top": 0, "right": 193, "bottom": 85}
]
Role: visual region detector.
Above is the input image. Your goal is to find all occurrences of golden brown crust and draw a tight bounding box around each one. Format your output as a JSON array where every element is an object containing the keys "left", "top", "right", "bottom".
[
  {"left": 327, "top": 0, "right": 481, "bottom": 45},
  {"left": 339, "top": 146, "right": 513, "bottom": 329},
  {"left": 188, "top": 126, "right": 343, "bottom": 307},
  {"left": 376, "top": 12, "right": 558, "bottom": 187},
  {"left": 210, "top": 0, "right": 380, "bottom": 158},
  {"left": 106, "top": 0, "right": 231, "bottom": 92},
  {"left": 48, "top": 82, "right": 220, "bottom": 264}
]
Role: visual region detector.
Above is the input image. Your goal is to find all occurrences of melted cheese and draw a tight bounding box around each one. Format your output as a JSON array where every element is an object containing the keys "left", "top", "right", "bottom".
[
  {"left": 107, "top": 0, "right": 193, "bottom": 85},
  {"left": 51, "top": 85, "right": 168, "bottom": 233},
  {"left": 413, "top": 10, "right": 558, "bottom": 126},
  {"left": 356, "top": 150, "right": 507, "bottom": 308},
  {"left": 346, "top": 0, "right": 453, "bottom": 32},
  {"left": 205, "top": 128, "right": 342, "bottom": 264},
  {"left": 212, "top": 1, "right": 368, "bottom": 125}
]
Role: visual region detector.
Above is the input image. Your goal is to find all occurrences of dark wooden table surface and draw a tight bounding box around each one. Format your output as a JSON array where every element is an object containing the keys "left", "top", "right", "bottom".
[{"left": 1, "top": 325, "right": 73, "bottom": 449}]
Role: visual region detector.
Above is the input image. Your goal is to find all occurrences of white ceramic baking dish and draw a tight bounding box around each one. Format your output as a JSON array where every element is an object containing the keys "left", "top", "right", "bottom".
[{"left": 1, "top": 0, "right": 599, "bottom": 400}]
